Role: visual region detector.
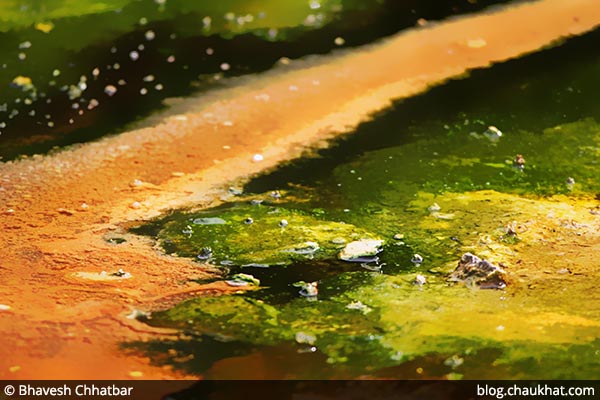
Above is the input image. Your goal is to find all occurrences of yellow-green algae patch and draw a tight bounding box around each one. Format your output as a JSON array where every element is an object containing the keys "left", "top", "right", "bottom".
[{"left": 156, "top": 202, "right": 381, "bottom": 266}]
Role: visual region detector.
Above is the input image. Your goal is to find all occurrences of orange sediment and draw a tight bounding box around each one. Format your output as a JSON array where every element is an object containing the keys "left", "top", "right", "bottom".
[{"left": 1, "top": 0, "right": 599, "bottom": 379}]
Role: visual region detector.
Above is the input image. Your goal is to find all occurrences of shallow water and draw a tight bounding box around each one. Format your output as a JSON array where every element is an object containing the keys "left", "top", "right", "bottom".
[
  {"left": 130, "top": 27, "right": 600, "bottom": 379},
  {"left": 0, "top": 0, "right": 510, "bottom": 160}
]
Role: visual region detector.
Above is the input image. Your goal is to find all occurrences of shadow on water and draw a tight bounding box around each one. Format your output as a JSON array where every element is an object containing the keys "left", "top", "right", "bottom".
[
  {"left": 125, "top": 20, "right": 600, "bottom": 381},
  {"left": 0, "top": 0, "right": 513, "bottom": 160}
]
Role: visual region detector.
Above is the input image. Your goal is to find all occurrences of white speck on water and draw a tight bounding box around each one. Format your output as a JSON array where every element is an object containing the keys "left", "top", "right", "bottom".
[
  {"left": 225, "top": 12, "right": 235, "bottom": 21},
  {"left": 87, "top": 98, "right": 99, "bottom": 110},
  {"left": 52, "top": 69, "right": 61, "bottom": 77},
  {"left": 129, "top": 51, "right": 139, "bottom": 61},
  {"left": 130, "top": 201, "right": 142, "bottom": 209},
  {"left": 139, "top": 17, "right": 148, "bottom": 25},
  {"left": 117, "top": 79, "right": 126, "bottom": 86},
  {"left": 268, "top": 28, "right": 278, "bottom": 39},
  {"left": 110, "top": 46, "right": 117, "bottom": 53},
  {"left": 223, "top": 120, "right": 233, "bottom": 127},
  {"left": 113, "top": 62, "right": 120, "bottom": 70},
  {"left": 334, "top": 37, "right": 345, "bottom": 46},
  {"left": 202, "top": 16, "right": 212, "bottom": 29},
  {"left": 132, "top": 179, "right": 143, "bottom": 187},
  {"left": 343, "top": 209, "right": 350, "bottom": 213},
  {"left": 104, "top": 85, "right": 117, "bottom": 96},
  {"left": 154, "top": 83, "right": 163, "bottom": 91},
  {"left": 140, "top": 88, "right": 148, "bottom": 95},
  {"left": 309, "top": 0, "right": 321, "bottom": 10},
  {"left": 220, "top": 62, "right": 230, "bottom": 71},
  {"left": 223, "top": 145, "right": 231, "bottom": 150},
  {"left": 18, "top": 52, "right": 26, "bottom": 60},
  {"left": 19, "top": 41, "right": 32, "bottom": 49},
  {"left": 279, "top": 57, "right": 291, "bottom": 65},
  {"left": 144, "top": 30, "right": 156, "bottom": 41},
  {"left": 47, "top": 121, "right": 54, "bottom": 127},
  {"left": 496, "top": 325, "right": 505, "bottom": 331},
  {"left": 206, "top": 48, "right": 214, "bottom": 55},
  {"left": 166, "top": 55, "right": 175, "bottom": 63},
  {"left": 411, "top": 254, "right": 424, "bottom": 264},
  {"left": 0, "top": 304, "right": 11, "bottom": 311},
  {"left": 137, "top": 44, "right": 145, "bottom": 51},
  {"left": 143, "top": 74, "right": 155, "bottom": 82},
  {"left": 80, "top": 203, "right": 89, "bottom": 210},
  {"left": 253, "top": 154, "right": 264, "bottom": 162},
  {"left": 92, "top": 67, "right": 100, "bottom": 77},
  {"left": 71, "top": 103, "right": 80, "bottom": 109}
]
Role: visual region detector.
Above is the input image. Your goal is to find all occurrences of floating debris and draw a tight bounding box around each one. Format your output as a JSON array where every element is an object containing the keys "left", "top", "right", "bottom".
[
  {"left": 411, "top": 254, "right": 423, "bottom": 264},
  {"left": 448, "top": 253, "right": 507, "bottom": 289},
  {"left": 126, "top": 309, "right": 150, "bottom": 320},
  {"left": 295, "top": 281, "right": 318, "bottom": 297},
  {"left": 338, "top": 239, "right": 383, "bottom": 262},
  {"left": 414, "top": 274, "right": 427, "bottom": 286},
  {"left": 513, "top": 154, "right": 526, "bottom": 170},
  {"left": 226, "top": 273, "right": 260, "bottom": 287},
  {"left": 286, "top": 241, "right": 320, "bottom": 255},
  {"left": 346, "top": 301, "right": 372, "bottom": 314},
  {"left": 193, "top": 217, "right": 226, "bottom": 225},
  {"left": 483, "top": 125, "right": 502, "bottom": 141},
  {"left": 196, "top": 247, "right": 213, "bottom": 260},
  {"left": 444, "top": 355, "right": 464, "bottom": 369},
  {"left": 295, "top": 332, "right": 316, "bottom": 345},
  {"left": 428, "top": 203, "right": 441, "bottom": 212}
]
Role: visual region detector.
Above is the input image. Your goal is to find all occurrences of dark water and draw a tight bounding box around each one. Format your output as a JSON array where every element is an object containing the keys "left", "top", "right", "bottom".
[
  {"left": 0, "top": 0, "right": 513, "bottom": 160},
  {"left": 129, "top": 28, "right": 600, "bottom": 380}
]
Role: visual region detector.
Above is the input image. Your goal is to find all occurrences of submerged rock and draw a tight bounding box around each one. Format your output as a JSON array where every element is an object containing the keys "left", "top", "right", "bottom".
[
  {"left": 338, "top": 239, "right": 383, "bottom": 262},
  {"left": 448, "top": 253, "right": 507, "bottom": 289}
]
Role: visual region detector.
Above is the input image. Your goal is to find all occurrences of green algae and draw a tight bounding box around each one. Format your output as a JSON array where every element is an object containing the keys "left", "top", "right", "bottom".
[
  {"left": 157, "top": 202, "right": 381, "bottom": 266},
  {"left": 129, "top": 32, "right": 600, "bottom": 379}
]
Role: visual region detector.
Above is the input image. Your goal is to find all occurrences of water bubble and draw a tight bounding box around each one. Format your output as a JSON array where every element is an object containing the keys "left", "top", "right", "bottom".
[
  {"left": 154, "top": 83, "right": 164, "bottom": 91},
  {"left": 92, "top": 67, "right": 100, "bottom": 77},
  {"left": 167, "top": 55, "right": 176, "bottom": 63},
  {"left": 104, "top": 85, "right": 118, "bottom": 96},
  {"left": 253, "top": 154, "right": 264, "bottom": 162},
  {"left": 140, "top": 88, "right": 148, "bottom": 95},
  {"left": 206, "top": 48, "right": 214, "bottom": 55},
  {"left": 18, "top": 52, "right": 26, "bottom": 60},
  {"left": 144, "top": 30, "right": 156, "bottom": 41},
  {"left": 113, "top": 63, "right": 121, "bottom": 70},
  {"left": 129, "top": 51, "right": 139, "bottom": 61},
  {"left": 220, "top": 63, "right": 230, "bottom": 71}
]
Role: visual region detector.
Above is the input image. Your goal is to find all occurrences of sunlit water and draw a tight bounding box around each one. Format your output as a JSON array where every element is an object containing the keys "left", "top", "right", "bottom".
[
  {"left": 128, "top": 29, "right": 600, "bottom": 379},
  {"left": 0, "top": 0, "right": 509, "bottom": 160}
]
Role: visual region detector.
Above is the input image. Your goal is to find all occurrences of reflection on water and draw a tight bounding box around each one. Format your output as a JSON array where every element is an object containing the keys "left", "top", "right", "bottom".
[{"left": 0, "top": 0, "right": 511, "bottom": 160}]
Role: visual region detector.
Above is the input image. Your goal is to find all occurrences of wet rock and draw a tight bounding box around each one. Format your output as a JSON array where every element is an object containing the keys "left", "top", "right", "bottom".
[
  {"left": 448, "top": 253, "right": 507, "bottom": 289},
  {"left": 226, "top": 273, "right": 260, "bottom": 287},
  {"left": 339, "top": 239, "right": 383, "bottom": 262},
  {"left": 411, "top": 254, "right": 423, "bottom": 264}
]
